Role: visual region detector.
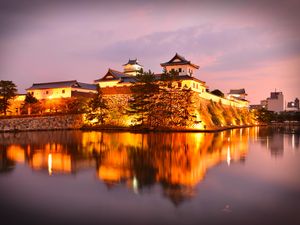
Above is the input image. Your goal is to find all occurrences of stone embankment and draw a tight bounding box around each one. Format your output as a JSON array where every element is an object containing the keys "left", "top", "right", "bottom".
[{"left": 0, "top": 114, "right": 84, "bottom": 132}]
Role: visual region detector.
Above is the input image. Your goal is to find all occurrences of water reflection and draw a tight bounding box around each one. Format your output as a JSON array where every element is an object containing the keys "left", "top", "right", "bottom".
[
  {"left": 0, "top": 129, "right": 259, "bottom": 204},
  {"left": 257, "top": 126, "right": 300, "bottom": 157}
]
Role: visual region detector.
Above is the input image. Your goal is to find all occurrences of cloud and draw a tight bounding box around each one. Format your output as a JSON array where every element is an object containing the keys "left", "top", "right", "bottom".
[
  {"left": 98, "top": 24, "right": 300, "bottom": 73},
  {"left": 0, "top": 0, "right": 299, "bottom": 103}
]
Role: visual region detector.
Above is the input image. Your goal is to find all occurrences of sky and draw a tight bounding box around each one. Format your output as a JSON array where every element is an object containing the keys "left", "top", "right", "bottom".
[{"left": 0, "top": 0, "right": 299, "bottom": 104}]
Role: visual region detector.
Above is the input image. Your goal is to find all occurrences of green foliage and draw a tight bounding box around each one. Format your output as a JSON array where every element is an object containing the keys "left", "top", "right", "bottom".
[
  {"left": 86, "top": 86, "right": 108, "bottom": 125},
  {"left": 128, "top": 69, "right": 197, "bottom": 128},
  {"left": 63, "top": 97, "right": 88, "bottom": 113},
  {"left": 21, "top": 93, "right": 40, "bottom": 114},
  {"left": 24, "top": 92, "right": 38, "bottom": 104},
  {"left": 152, "top": 70, "right": 197, "bottom": 127},
  {"left": 0, "top": 80, "right": 17, "bottom": 115},
  {"left": 128, "top": 70, "right": 159, "bottom": 126},
  {"left": 254, "top": 108, "right": 275, "bottom": 123}
]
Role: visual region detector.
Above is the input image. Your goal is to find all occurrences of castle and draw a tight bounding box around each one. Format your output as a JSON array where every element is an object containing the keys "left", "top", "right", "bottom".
[{"left": 25, "top": 53, "right": 249, "bottom": 108}]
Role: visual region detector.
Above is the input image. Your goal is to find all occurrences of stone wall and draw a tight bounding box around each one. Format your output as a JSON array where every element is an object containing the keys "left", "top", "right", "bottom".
[{"left": 0, "top": 114, "right": 84, "bottom": 132}]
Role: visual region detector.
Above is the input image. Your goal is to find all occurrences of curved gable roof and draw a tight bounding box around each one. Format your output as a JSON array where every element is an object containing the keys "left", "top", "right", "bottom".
[
  {"left": 94, "top": 68, "right": 130, "bottom": 82},
  {"left": 160, "top": 53, "right": 199, "bottom": 69}
]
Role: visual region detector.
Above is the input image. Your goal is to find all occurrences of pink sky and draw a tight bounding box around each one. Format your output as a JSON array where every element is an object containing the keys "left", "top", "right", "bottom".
[{"left": 0, "top": 0, "right": 299, "bottom": 104}]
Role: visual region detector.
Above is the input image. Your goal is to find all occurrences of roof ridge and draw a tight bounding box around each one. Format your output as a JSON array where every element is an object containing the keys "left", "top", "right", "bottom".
[
  {"left": 109, "top": 68, "right": 125, "bottom": 74},
  {"left": 175, "top": 53, "right": 187, "bottom": 61},
  {"left": 32, "top": 80, "right": 77, "bottom": 85}
]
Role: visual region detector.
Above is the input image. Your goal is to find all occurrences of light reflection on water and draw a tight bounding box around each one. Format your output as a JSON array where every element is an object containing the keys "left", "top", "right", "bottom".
[{"left": 0, "top": 127, "right": 299, "bottom": 225}]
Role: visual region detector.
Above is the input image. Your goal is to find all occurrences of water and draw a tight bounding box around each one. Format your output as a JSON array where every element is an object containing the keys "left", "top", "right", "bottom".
[{"left": 0, "top": 127, "right": 299, "bottom": 225}]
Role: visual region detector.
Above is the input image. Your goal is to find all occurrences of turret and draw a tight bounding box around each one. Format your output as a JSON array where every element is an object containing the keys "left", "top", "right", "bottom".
[
  {"left": 160, "top": 53, "right": 199, "bottom": 76},
  {"left": 123, "top": 59, "right": 143, "bottom": 76}
]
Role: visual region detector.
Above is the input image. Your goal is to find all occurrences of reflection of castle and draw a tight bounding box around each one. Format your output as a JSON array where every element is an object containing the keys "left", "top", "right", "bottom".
[{"left": 0, "top": 129, "right": 252, "bottom": 205}]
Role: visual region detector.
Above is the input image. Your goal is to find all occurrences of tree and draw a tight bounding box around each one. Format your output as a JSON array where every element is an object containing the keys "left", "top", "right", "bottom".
[
  {"left": 63, "top": 97, "right": 88, "bottom": 113},
  {"left": 254, "top": 108, "right": 275, "bottom": 123},
  {"left": 0, "top": 80, "right": 17, "bottom": 115},
  {"left": 211, "top": 89, "right": 224, "bottom": 98},
  {"left": 128, "top": 70, "right": 159, "bottom": 126},
  {"left": 153, "top": 70, "right": 197, "bottom": 127},
  {"left": 24, "top": 92, "right": 38, "bottom": 104},
  {"left": 86, "top": 86, "right": 108, "bottom": 125},
  {"left": 22, "top": 92, "right": 40, "bottom": 114}
]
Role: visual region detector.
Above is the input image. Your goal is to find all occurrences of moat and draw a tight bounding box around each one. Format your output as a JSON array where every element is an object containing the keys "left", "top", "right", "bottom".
[{"left": 0, "top": 127, "right": 299, "bottom": 225}]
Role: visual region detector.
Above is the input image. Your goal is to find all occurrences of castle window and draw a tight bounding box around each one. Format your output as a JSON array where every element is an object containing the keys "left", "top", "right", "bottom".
[
  {"left": 178, "top": 82, "right": 182, "bottom": 88},
  {"left": 196, "top": 84, "right": 198, "bottom": 89},
  {"left": 193, "top": 83, "right": 195, "bottom": 88},
  {"left": 178, "top": 68, "right": 182, "bottom": 72},
  {"left": 46, "top": 91, "right": 49, "bottom": 94},
  {"left": 62, "top": 89, "right": 65, "bottom": 94}
]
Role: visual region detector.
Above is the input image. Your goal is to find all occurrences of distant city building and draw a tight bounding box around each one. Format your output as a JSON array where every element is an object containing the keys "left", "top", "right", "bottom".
[
  {"left": 286, "top": 98, "right": 300, "bottom": 111},
  {"left": 250, "top": 91, "right": 285, "bottom": 112},
  {"left": 260, "top": 99, "right": 268, "bottom": 109},
  {"left": 266, "top": 91, "right": 284, "bottom": 112},
  {"left": 26, "top": 80, "right": 97, "bottom": 100},
  {"left": 227, "top": 89, "right": 247, "bottom": 100}
]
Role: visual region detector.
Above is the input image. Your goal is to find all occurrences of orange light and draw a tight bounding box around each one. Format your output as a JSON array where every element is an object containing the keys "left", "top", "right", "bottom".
[{"left": 48, "top": 153, "right": 52, "bottom": 176}]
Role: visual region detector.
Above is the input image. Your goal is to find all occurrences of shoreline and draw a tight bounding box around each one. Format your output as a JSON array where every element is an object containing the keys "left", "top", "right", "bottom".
[{"left": 0, "top": 124, "right": 261, "bottom": 133}]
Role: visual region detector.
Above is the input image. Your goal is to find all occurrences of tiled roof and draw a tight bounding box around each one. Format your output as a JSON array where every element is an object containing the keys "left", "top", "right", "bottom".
[
  {"left": 228, "top": 89, "right": 246, "bottom": 95},
  {"left": 77, "top": 82, "right": 97, "bottom": 90},
  {"left": 109, "top": 69, "right": 128, "bottom": 78},
  {"left": 26, "top": 80, "right": 97, "bottom": 91},
  {"left": 123, "top": 59, "right": 143, "bottom": 66},
  {"left": 160, "top": 53, "right": 200, "bottom": 69},
  {"left": 94, "top": 69, "right": 129, "bottom": 82}
]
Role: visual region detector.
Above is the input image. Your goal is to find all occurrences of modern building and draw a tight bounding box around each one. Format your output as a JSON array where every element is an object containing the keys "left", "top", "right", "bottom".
[
  {"left": 286, "top": 98, "right": 300, "bottom": 111},
  {"left": 266, "top": 91, "right": 284, "bottom": 112},
  {"left": 26, "top": 80, "right": 97, "bottom": 100}
]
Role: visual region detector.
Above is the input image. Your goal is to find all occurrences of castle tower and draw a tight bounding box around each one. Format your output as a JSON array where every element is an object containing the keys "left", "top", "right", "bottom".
[
  {"left": 123, "top": 59, "right": 143, "bottom": 76},
  {"left": 160, "top": 53, "right": 199, "bottom": 76}
]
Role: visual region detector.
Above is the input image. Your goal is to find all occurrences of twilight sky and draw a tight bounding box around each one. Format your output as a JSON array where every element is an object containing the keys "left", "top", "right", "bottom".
[{"left": 0, "top": 0, "right": 299, "bottom": 104}]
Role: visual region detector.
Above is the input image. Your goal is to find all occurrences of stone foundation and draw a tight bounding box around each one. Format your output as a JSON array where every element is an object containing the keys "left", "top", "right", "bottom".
[{"left": 0, "top": 114, "right": 84, "bottom": 132}]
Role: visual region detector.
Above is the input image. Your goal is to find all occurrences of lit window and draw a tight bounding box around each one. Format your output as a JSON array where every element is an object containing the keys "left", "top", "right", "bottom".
[{"left": 193, "top": 83, "right": 195, "bottom": 88}]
